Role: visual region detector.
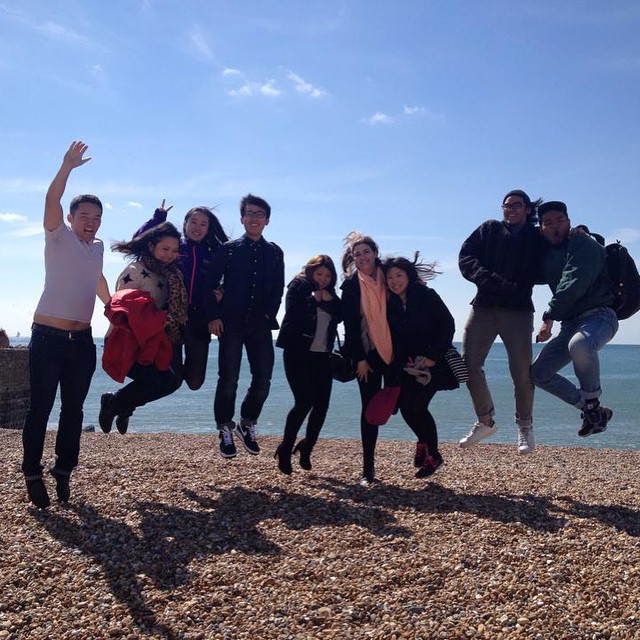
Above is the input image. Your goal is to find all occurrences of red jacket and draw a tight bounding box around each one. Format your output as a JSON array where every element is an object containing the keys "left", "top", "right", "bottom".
[{"left": 102, "top": 289, "right": 173, "bottom": 383}]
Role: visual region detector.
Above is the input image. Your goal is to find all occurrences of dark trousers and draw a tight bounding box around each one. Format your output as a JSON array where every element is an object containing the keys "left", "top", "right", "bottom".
[
  {"left": 214, "top": 326, "right": 274, "bottom": 425},
  {"left": 22, "top": 324, "right": 96, "bottom": 477},
  {"left": 398, "top": 376, "right": 440, "bottom": 455},
  {"left": 172, "top": 321, "right": 211, "bottom": 391},
  {"left": 281, "top": 350, "right": 333, "bottom": 453},
  {"left": 114, "top": 351, "right": 179, "bottom": 418},
  {"left": 357, "top": 368, "right": 384, "bottom": 476}
]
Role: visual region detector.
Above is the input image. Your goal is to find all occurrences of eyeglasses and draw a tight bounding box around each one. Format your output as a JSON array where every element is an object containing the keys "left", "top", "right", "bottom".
[
  {"left": 502, "top": 202, "right": 525, "bottom": 211},
  {"left": 243, "top": 210, "right": 266, "bottom": 219}
]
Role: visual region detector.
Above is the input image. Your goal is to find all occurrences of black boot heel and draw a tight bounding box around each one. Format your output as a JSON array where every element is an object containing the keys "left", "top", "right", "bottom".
[
  {"left": 274, "top": 444, "right": 293, "bottom": 475},
  {"left": 293, "top": 439, "right": 312, "bottom": 471}
]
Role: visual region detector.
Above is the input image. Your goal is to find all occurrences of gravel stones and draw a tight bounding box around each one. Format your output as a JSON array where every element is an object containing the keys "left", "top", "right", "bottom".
[{"left": 1, "top": 431, "right": 639, "bottom": 639}]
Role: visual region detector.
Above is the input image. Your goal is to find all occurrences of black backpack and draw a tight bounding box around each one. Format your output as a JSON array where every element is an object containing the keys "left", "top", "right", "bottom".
[{"left": 606, "top": 241, "right": 640, "bottom": 320}]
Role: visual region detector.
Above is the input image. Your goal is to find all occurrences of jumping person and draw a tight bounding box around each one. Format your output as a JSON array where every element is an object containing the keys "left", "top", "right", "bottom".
[
  {"left": 458, "top": 189, "right": 547, "bottom": 454},
  {"left": 274, "top": 255, "right": 342, "bottom": 474},
  {"left": 22, "top": 141, "right": 110, "bottom": 508},
  {"left": 204, "top": 194, "right": 284, "bottom": 459},
  {"left": 134, "top": 201, "right": 228, "bottom": 390},
  {"left": 531, "top": 201, "right": 618, "bottom": 436},
  {"left": 99, "top": 222, "right": 188, "bottom": 434}
]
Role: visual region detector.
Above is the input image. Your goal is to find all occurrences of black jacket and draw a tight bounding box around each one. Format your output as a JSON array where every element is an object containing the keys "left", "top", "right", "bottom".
[
  {"left": 276, "top": 277, "right": 341, "bottom": 354},
  {"left": 387, "top": 282, "right": 458, "bottom": 390},
  {"left": 459, "top": 220, "right": 547, "bottom": 311},
  {"left": 204, "top": 235, "right": 285, "bottom": 331},
  {"left": 340, "top": 273, "right": 368, "bottom": 366}
]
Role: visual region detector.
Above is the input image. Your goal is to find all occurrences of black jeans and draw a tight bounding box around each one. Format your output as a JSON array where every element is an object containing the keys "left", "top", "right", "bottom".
[
  {"left": 22, "top": 324, "right": 96, "bottom": 477},
  {"left": 214, "top": 325, "right": 274, "bottom": 425},
  {"left": 113, "top": 347, "right": 180, "bottom": 418},
  {"left": 281, "top": 350, "right": 333, "bottom": 453}
]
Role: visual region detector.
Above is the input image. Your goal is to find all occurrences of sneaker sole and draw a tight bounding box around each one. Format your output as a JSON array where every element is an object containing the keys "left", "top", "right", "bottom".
[{"left": 219, "top": 450, "right": 237, "bottom": 459}]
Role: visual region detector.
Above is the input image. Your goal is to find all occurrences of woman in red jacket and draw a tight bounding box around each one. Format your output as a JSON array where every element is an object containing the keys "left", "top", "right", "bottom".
[{"left": 98, "top": 222, "right": 188, "bottom": 434}]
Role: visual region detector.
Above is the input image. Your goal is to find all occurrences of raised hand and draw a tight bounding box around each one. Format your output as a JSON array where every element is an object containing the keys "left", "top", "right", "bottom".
[
  {"left": 158, "top": 198, "right": 174, "bottom": 215},
  {"left": 63, "top": 141, "right": 92, "bottom": 169}
]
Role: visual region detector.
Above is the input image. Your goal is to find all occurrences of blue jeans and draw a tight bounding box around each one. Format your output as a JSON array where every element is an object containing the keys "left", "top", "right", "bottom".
[
  {"left": 22, "top": 324, "right": 96, "bottom": 477},
  {"left": 531, "top": 307, "right": 618, "bottom": 408},
  {"left": 214, "top": 325, "right": 274, "bottom": 425}
]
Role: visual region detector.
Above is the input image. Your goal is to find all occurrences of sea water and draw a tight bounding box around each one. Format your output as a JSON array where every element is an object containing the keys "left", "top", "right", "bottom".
[{"left": 14, "top": 339, "right": 639, "bottom": 450}]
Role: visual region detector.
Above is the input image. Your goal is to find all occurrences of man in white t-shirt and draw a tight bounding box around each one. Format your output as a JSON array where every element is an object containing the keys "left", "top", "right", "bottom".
[{"left": 22, "top": 141, "right": 110, "bottom": 508}]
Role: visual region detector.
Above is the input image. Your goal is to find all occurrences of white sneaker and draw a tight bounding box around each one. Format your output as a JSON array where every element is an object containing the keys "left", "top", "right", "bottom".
[
  {"left": 459, "top": 421, "right": 497, "bottom": 448},
  {"left": 517, "top": 425, "right": 535, "bottom": 455}
]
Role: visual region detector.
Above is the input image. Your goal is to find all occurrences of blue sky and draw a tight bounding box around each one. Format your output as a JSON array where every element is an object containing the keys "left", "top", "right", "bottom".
[{"left": 1, "top": 0, "right": 639, "bottom": 342}]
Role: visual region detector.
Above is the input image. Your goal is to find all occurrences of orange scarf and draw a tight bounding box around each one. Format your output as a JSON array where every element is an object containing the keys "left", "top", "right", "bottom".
[{"left": 358, "top": 267, "right": 393, "bottom": 364}]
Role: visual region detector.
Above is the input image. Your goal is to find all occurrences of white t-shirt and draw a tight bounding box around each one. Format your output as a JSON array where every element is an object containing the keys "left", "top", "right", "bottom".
[{"left": 34, "top": 224, "right": 104, "bottom": 324}]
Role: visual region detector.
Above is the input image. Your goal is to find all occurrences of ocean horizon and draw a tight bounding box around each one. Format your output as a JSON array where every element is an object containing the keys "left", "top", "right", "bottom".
[{"left": 9, "top": 338, "right": 639, "bottom": 451}]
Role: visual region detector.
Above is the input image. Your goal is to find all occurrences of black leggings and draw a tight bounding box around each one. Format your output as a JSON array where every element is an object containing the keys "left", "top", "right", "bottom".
[
  {"left": 398, "top": 377, "right": 440, "bottom": 456},
  {"left": 281, "top": 350, "right": 333, "bottom": 453}
]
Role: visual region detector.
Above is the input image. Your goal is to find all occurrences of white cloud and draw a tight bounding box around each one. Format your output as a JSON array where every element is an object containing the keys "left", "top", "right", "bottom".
[
  {"left": 226, "top": 79, "right": 281, "bottom": 98},
  {"left": 285, "top": 71, "right": 326, "bottom": 98},
  {"left": 11, "top": 224, "right": 43, "bottom": 238},
  {"left": 127, "top": 201, "right": 144, "bottom": 209},
  {"left": 189, "top": 26, "right": 215, "bottom": 62},
  {"left": 362, "top": 112, "right": 394, "bottom": 125},
  {"left": 222, "top": 68, "right": 243, "bottom": 78},
  {"left": 0, "top": 213, "right": 27, "bottom": 222},
  {"left": 0, "top": 7, "right": 88, "bottom": 46},
  {"left": 404, "top": 105, "right": 426, "bottom": 116}
]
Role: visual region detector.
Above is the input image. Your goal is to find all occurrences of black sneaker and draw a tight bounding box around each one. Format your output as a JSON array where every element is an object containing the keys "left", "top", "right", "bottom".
[
  {"left": 415, "top": 453, "right": 444, "bottom": 479},
  {"left": 218, "top": 422, "right": 237, "bottom": 459},
  {"left": 99, "top": 393, "right": 117, "bottom": 434},
  {"left": 235, "top": 419, "right": 260, "bottom": 455},
  {"left": 25, "top": 475, "right": 50, "bottom": 509},
  {"left": 49, "top": 467, "right": 71, "bottom": 503},
  {"left": 578, "top": 406, "right": 613, "bottom": 437}
]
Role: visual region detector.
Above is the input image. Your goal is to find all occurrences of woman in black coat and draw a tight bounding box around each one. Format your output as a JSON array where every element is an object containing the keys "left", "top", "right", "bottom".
[
  {"left": 383, "top": 254, "right": 458, "bottom": 478},
  {"left": 340, "top": 232, "right": 396, "bottom": 485},
  {"left": 274, "top": 255, "right": 341, "bottom": 474}
]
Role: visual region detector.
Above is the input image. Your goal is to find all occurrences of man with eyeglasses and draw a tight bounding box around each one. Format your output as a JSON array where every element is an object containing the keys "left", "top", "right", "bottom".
[
  {"left": 458, "top": 189, "right": 547, "bottom": 454},
  {"left": 204, "top": 194, "right": 285, "bottom": 459}
]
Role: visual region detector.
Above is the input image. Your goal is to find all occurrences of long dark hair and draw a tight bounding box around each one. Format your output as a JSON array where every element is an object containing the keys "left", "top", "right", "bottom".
[
  {"left": 112, "top": 222, "right": 181, "bottom": 261},
  {"left": 382, "top": 252, "right": 439, "bottom": 286},
  {"left": 183, "top": 206, "right": 229, "bottom": 251}
]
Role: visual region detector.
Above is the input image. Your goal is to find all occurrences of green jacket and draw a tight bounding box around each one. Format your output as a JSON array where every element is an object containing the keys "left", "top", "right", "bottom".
[{"left": 543, "top": 233, "right": 613, "bottom": 321}]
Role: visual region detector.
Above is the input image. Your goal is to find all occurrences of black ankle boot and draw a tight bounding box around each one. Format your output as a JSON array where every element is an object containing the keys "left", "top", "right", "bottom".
[
  {"left": 274, "top": 444, "right": 293, "bottom": 475},
  {"left": 25, "top": 475, "right": 50, "bottom": 509},
  {"left": 49, "top": 467, "right": 71, "bottom": 503},
  {"left": 293, "top": 439, "right": 312, "bottom": 470}
]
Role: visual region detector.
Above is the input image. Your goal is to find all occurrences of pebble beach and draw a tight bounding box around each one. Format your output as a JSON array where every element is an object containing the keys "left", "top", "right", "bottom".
[{"left": 1, "top": 430, "right": 639, "bottom": 640}]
